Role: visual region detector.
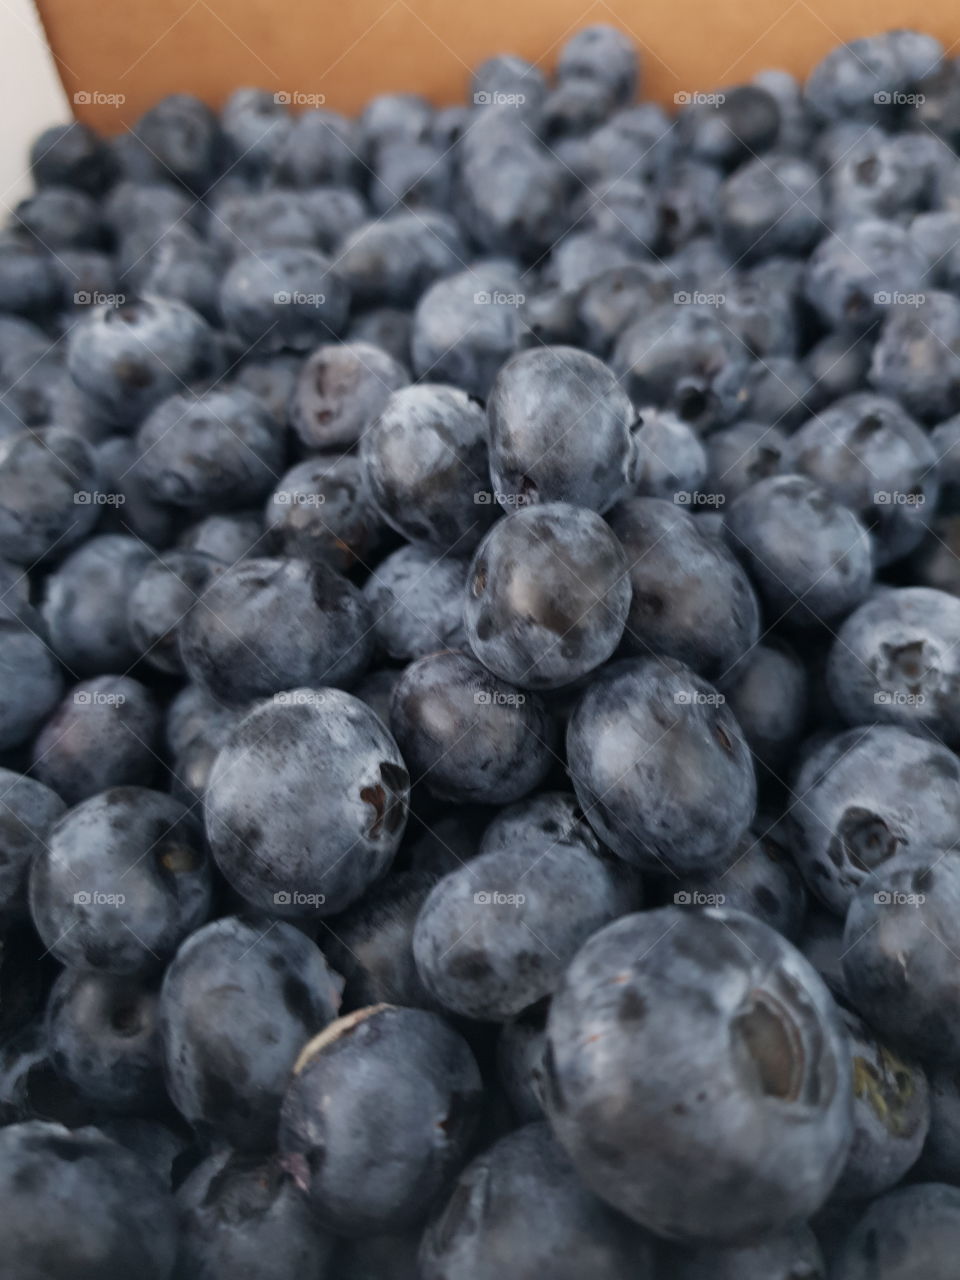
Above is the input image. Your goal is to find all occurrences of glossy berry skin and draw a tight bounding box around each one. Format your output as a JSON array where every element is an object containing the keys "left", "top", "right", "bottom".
[
  {"left": 0, "top": 622, "right": 63, "bottom": 752},
  {"left": 390, "top": 650, "right": 555, "bottom": 805},
  {"left": 630, "top": 407, "right": 708, "bottom": 500},
  {"left": 464, "top": 503, "right": 631, "bottom": 690},
  {"left": 674, "top": 828, "right": 808, "bottom": 941},
  {"left": 29, "top": 787, "right": 212, "bottom": 974},
  {"left": 41, "top": 534, "right": 151, "bottom": 675},
  {"left": 324, "top": 870, "right": 440, "bottom": 1011},
  {"left": 717, "top": 153, "right": 823, "bottom": 260},
  {"left": 0, "top": 1121, "right": 178, "bottom": 1280},
  {"left": 842, "top": 853, "right": 960, "bottom": 1066},
  {"left": 45, "top": 969, "right": 165, "bottom": 1113},
  {"left": 726, "top": 475, "right": 873, "bottom": 627},
  {"left": 0, "top": 769, "right": 65, "bottom": 925},
  {"left": 174, "top": 1149, "right": 335, "bottom": 1280},
  {"left": 420, "top": 1122, "right": 656, "bottom": 1280},
  {"left": 30, "top": 676, "right": 162, "bottom": 806},
  {"left": 265, "top": 454, "right": 380, "bottom": 574},
  {"left": 543, "top": 908, "right": 853, "bottom": 1244},
  {"left": 803, "top": 220, "right": 928, "bottom": 333},
  {"left": 160, "top": 916, "right": 342, "bottom": 1149},
  {"left": 411, "top": 266, "right": 523, "bottom": 399},
  {"left": 830, "top": 1182, "right": 960, "bottom": 1280},
  {"left": 662, "top": 1223, "right": 825, "bottom": 1280},
  {"left": 789, "top": 726, "right": 960, "bottom": 915},
  {"left": 279, "top": 1005, "right": 482, "bottom": 1235},
  {"left": 66, "top": 296, "right": 221, "bottom": 428},
  {"left": 0, "top": 427, "right": 100, "bottom": 564},
  {"left": 831, "top": 1006, "right": 930, "bottom": 1203},
  {"left": 178, "top": 557, "right": 373, "bottom": 707},
  {"left": 826, "top": 588, "right": 960, "bottom": 745},
  {"left": 289, "top": 340, "right": 409, "bottom": 451},
  {"left": 205, "top": 689, "right": 409, "bottom": 916},
  {"left": 567, "top": 657, "right": 756, "bottom": 875},
  {"left": 869, "top": 291, "right": 960, "bottom": 422},
  {"left": 608, "top": 498, "right": 759, "bottom": 683},
  {"left": 412, "top": 842, "right": 638, "bottom": 1020},
  {"left": 135, "top": 388, "right": 285, "bottom": 510},
  {"left": 219, "top": 247, "right": 350, "bottom": 353},
  {"left": 126, "top": 550, "right": 222, "bottom": 675},
  {"left": 785, "top": 394, "right": 938, "bottom": 566},
  {"left": 363, "top": 545, "right": 468, "bottom": 662},
  {"left": 360, "top": 384, "right": 494, "bottom": 554},
  {"left": 486, "top": 346, "right": 636, "bottom": 514}
]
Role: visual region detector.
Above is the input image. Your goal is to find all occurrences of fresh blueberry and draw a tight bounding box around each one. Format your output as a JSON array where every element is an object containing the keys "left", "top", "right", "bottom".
[
  {"left": 134, "top": 93, "right": 225, "bottom": 191},
  {"left": 178, "top": 509, "right": 264, "bottom": 561},
  {"left": 724, "top": 641, "right": 809, "bottom": 774},
  {"left": 278, "top": 1004, "right": 481, "bottom": 1234},
  {"left": 348, "top": 305, "right": 412, "bottom": 366},
  {"left": 704, "top": 420, "right": 786, "bottom": 504},
  {"left": 411, "top": 266, "right": 523, "bottom": 399},
  {"left": 478, "top": 790, "right": 606, "bottom": 858},
  {"left": 363, "top": 544, "right": 468, "bottom": 662},
  {"left": 718, "top": 153, "right": 823, "bottom": 260},
  {"left": 265, "top": 454, "right": 380, "bottom": 573},
  {"left": 13, "top": 186, "right": 106, "bottom": 250},
  {"left": 725, "top": 475, "right": 874, "bottom": 627},
  {"left": 486, "top": 346, "right": 636, "bottom": 513},
  {"left": 289, "top": 339, "right": 409, "bottom": 451},
  {"left": 219, "top": 247, "right": 350, "bottom": 353},
  {"left": 361, "top": 384, "right": 494, "bottom": 553},
  {"left": 870, "top": 290, "right": 960, "bottom": 422},
  {"left": 45, "top": 968, "right": 165, "bottom": 1113},
  {"left": 178, "top": 557, "right": 373, "bottom": 706},
  {"left": 805, "top": 30, "right": 942, "bottom": 121},
  {"left": 412, "top": 841, "right": 638, "bottom": 1020},
  {"left": 679, "top": 84, "right": 781, "bottom": 168},
  {"left": 662, "top": 1223, "right": 826, "bottom": 1280},
  {"left": 831, "top": 1182, "right": 960, "bottom": 1278},
  {"left": 0, "top": 234, "right": 62, "bottom": 317},
  {"left": 29, "top": 786, "right": 211, "bottom": 973},
  {"left": 420, "top": 1122, "right": 656, "bottom": 1280},
  {"left": 0, "top": 621, "right": 64, "bottom": 751},
  {"left": 497, "top": 1001, "right": 549, "bottom": 1121},
  {"left": 271, "top": 108, "right": 363, "bottom": 187},
  {"left": 788, "top": 725, "right": 960, "bottom": 914},
  {"left": 0, "top": 769, "right": 65, "bottom": 925},
  {"left": 337, "top": 212, "right": 466, "bottom": 309},
  {"left": 0, "top": 427, "right": 100, "bottom": 564},
  {"left": 804, "top": 220, "right": 928, "bottom": 333},
  {"left": 464, "top": 502, "right": 631, "bottom": 689},
  {"left": 205, "top": 688, "right": 409, "bottom": 915},
  {"left": 826, "top": 588, "right": 960, "bottom": 743},
  {"left": 566, "top": 657, "right": 756, "bottom": 874},
  {"left": 93, "top": 435, "right": 181, "bottom": 548},
  {"left": 30, "top": 122, "right": 116, "bottom": 194},
  {"left": 390, "top": 649, "right": 555, "bottom": 803},
  {"left": 0, "top": 1121, "right": 178, "bottom": 1280},
  {"left": 674, "top": 828, "right": 808, "bottom": 940},
  {"left": 126, "top": 550, "right": 222, "bottom": 674},
  {"left": 220, "top": 87, "right": 293, "bottom": 177}
]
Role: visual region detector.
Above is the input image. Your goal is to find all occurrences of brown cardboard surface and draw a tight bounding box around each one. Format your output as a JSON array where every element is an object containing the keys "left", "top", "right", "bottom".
[{"left": 35, "top": 0, "right": 960, "bottom": 132}]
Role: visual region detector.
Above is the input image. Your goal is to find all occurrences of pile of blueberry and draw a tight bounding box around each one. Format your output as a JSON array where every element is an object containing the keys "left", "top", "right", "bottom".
[{"left": 7, "top": 21, "right": 960, "bottom": 1278}]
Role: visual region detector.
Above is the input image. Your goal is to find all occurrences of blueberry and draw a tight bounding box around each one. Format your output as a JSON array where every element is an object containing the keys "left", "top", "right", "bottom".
[
  {"left": 725, "top": 475, "right": 874, "bottom": 627},
  {"left": 205, "top": 688, "right": 409, "bottom": 915},
  {"left": 160, "top": 915, "right": 341, "bottom": 1149},
  {"left": 289, "top": 340, "right": 409, "bottom": 451},
  {"left": 420, "top": 1122, "right": 656, "bottom": 1280},
  {"left": 486, "top": 346, "right": 636, "bottom": 513},
  {"left": 831, "top": 1182, "right": 960, "bottom": 1278},
  {"left": 608, "top": 497, "right": 759, "bottom": 681},
  {"left": 566, "top": 657, "right": 756, "bottom": 874},
  {"left": 210, "top": 188, "right": 364, "bottom": 256},
  {"left": 658, "top": 159, "right": 723, "bottom": 251},
  {"left": 103, "top": 180, "right": 201, "bottom": 244},
  {"left": 338, "top": 212, "right": 466, "bottom": 309},
  {"left": 324, "top": 869, "right": 441, "bottom": 1010},
  {"left": 135, "top": 93, "right": 225, "bottom": 190},
  {"left": 464, "top": 503, "right": 630, "bottom": 689},
  {"left": 266, "top": 454, "right": 380, "bottom": 573},
  {"left": 138, "top": 229, "right": 225, "bottom": 325},
  {"left": 724, "top": 641, "right": 809, "bottom": 773},
  {"left": 41, "top": 534, "right": 152, "bottom": 675},
  {"left": 219, "top": 247, "right": 350, "bottom": 354},
  {"left": 174, "top": 1149, "right": 335, "bottom": 1280},
  {"left": 13, "top": 186, "right": 106, "bottom": 250},
  {"left": 805, "top": 31, "right": 942, "bottom": 121},
  {"left": 0, "top": 621, "right": 64, "bottom": 751},
  {"left": 718, "top": 153, "right": 823, "bottom": 260},
  {"left": 220, "top": 88, "right": 293, "bottom": 177},
  {"left": 804, "top": 333, "right": 873, "bottom": 410},
  {"left": 411, "top": 266, "right": 523, "bottom": 398},
  {"left": 787, "top": 725, "right": 960, "bottom": 914},
  {"left": 30, "top": 122, "right": 115, "bottom": 194},
  {"left": 271, "top": 108, "right": 363, "bottom": 187},
  {"left": 231, "top": 351, "right": 301, "bottom": 420},
  {"left": 704, "top": 420, "right": 787, "bottom": 503},
  {"left": 348, "top": 306, "right": 412, "bottom": 366},
  {"left": 178, "top": 509, "right": 264, "bottom": 562},
  {"left": 497, "top": 1001, "right": 549, "bottom": 1121},
  {"left": 407, "top": 803, "right": 487, "bottom": 877},
  {"left": 361, "top": 384, "right": 494, "bottom": 553},
  {"left": 412, "top": 841, "right": 637, "bottom": 1020},
  {"left": 919, "top": 1068, "right": 960, "bottom": 1181},
  {"left": 352, "top": 665, "right": 404, "bottom": 728},
  {"left": 456, "top": 132, "right": 571, "bottom": 261},
  {"left": 478, "top": 790, "right": 606, "bottom": 859},
  {"left": 361, "top": 91, "right": 433, "bottom": 151},
  {"left": 370, "top": 140, "right": 453, "bottom": 214},
  {"left": 870, "top": 290, "right": 960, "bottom": 421},
  {"left": 546, "top": 906, "right": 850, "bottom": 1241},
  {"left": 831, "top": 1005, "right": 930, "bottom": 1202},
  {"left": 786, "top": 394, "right": 937, "bottom": 566},
  {"left": 574, "top": 263, "right": 670, "bottom": 356},
  {"left": 45, "top": 969, "right": 165, "bottom": 1113},
  {"left": 0, "top": 427, "right": 100, "bottom": 564},
  {"left": 663, "top": 1223, "right": 826, "bottom": 1280},
  {"left": 279, "top": 1004, "right": 481, "bottom": 1234},
  {"left": 0, "top": 234, "right": 62, "bottom": 316},
  {"left": 803, "top": 220, "right": 928, "bottom": 333},
  {"left": 178, "top": 557, "right": 373, "bottom": 706},
  {"left": 674, "top": 828, "right": 808, "bottom": 940},
  {"left": 126, "top": 550, "right": 222, "bottom": 674},
  {"left": 826, "top": 588, "right": 960, "bottom": 743},
  {"left": 0, "top": 769, "right": 65, "bottom": 925},
  {"left": 30, "top": 786, "right": 211, "bottom": 972},
  {"left": 93, "top": 435, "right": 181, "bottom": 548},
  {"left": 390, "top": 650, "right": 555, "bottom": 803},
  {"left": 363, "top": 544, "right": 468, "bottom": 662},
  {"left": 0, "top": 1121, "right": 177, "bottom": 1280}
]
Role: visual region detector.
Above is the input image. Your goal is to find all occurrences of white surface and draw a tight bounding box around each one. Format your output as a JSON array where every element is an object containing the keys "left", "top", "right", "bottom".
[{"left": 0, "top": 0, "right": 71, "bottom": 211}]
